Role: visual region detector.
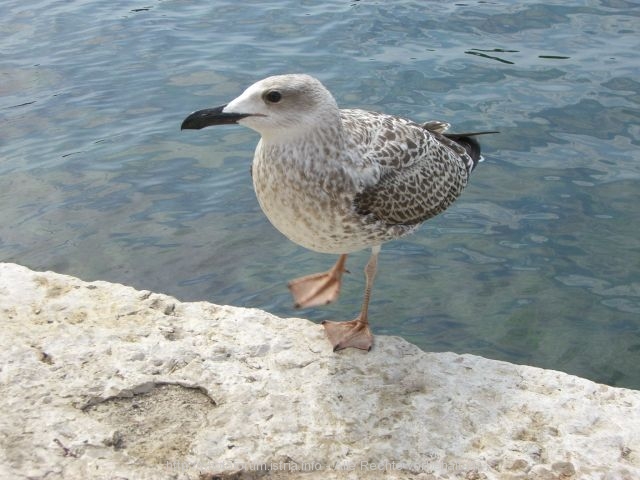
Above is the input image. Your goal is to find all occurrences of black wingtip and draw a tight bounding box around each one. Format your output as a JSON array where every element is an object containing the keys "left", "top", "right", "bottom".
[{"left": 444, "top": 131, "right": 499, "bottom": 171}]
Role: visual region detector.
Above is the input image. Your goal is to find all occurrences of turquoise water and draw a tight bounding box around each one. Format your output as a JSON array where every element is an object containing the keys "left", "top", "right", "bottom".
[{"left": 2, "top": 1, "right": 639, "bottom": 388}]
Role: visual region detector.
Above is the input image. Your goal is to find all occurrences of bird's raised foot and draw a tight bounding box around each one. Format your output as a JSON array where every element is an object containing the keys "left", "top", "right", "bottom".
[
  {"left": 288, "top": 271, "right": 341, "bottom": 308},
  {"left": 322, "top": 318, "right": 373, "bottom": 352},
  {"left": 288, "top": 255, "right": 347, "bottom": 309}
]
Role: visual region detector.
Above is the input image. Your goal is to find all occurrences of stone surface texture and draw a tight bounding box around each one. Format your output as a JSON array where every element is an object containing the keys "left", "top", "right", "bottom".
[{"left": 0, "top": 262, "right": 638, "bottom": 479}]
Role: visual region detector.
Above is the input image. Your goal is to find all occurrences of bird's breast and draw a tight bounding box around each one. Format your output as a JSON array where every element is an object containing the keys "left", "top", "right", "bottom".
[
  {"left": 251, "top": 148, "right": 356, "bottom": 253},
  {"left": 250, "top": 141, "right": 415, "bottom": 254}
]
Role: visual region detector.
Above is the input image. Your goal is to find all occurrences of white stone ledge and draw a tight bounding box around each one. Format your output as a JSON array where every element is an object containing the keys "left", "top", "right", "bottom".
[{"left": 0, "top": 262, "right": 638, "bottom": 479}]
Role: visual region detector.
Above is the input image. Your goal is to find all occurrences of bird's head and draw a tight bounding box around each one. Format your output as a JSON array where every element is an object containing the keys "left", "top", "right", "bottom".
[{"left": 181, "top": 74, "right": 339, "bottom": 141}]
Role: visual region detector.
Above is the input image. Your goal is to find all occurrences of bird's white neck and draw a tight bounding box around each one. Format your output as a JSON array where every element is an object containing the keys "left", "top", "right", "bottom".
[
  {"left": 256, "top": 116, "right": 354, "bottom": 176},
  {"left": 260, "top": 104, "right": 344, "bottom": 143}
]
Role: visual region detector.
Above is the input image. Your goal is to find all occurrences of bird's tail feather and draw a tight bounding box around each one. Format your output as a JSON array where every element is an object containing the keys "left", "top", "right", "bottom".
[{"left": 444, "top": 131, "right": 499, "bottom": 171}]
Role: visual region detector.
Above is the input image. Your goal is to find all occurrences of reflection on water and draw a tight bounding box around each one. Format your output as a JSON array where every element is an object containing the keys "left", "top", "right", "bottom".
[{"left": 1, "top": 0, "right": 639, "bottom": 388}]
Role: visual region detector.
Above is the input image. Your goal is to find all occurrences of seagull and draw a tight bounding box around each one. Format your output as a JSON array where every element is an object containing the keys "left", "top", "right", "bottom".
[{"left": 181, "top": 74, "right": 495, "bottom": 352}]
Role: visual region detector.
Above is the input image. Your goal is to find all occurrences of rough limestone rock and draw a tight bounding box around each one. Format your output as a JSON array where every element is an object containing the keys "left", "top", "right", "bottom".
[{"left": 0, "top": 262, "right": 638, "bottom": 480}]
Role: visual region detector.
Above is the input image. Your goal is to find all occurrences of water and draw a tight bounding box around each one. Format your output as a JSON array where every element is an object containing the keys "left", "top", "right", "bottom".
[{"left": 2, "top": 0, "right": 639, "bottom": 388}]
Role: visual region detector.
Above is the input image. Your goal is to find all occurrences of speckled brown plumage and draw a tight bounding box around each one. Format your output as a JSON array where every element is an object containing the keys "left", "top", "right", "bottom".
[
  {"left": 342, "top": 109, "right": 472, "bottom": 227},
  {"left": 249, "top": 103, "right": 482, "bottom": 254}
]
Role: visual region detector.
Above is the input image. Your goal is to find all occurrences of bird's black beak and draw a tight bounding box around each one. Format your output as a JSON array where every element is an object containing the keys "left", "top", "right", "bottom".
[{"left": 181, "top": 105, "right": 251, "bottom": 130}]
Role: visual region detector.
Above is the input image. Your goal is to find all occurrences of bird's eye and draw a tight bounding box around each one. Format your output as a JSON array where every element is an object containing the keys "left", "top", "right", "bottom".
[{"left": 264, "top": 90, "right": 282, "bottom": 103}]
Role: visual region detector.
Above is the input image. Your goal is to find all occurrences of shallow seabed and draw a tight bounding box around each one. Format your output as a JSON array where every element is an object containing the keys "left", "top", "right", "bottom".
[{"left": 2, "top": 1, "right": 639, "bottom": 388}]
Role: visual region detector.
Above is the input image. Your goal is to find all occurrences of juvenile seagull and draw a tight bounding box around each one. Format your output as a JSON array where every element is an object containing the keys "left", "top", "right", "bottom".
[{"left": 182, "top": 74, "right": 494, "bottom": 352}]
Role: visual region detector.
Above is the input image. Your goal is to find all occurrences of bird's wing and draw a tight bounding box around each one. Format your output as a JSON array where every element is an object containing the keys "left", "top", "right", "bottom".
[{"left": 341, "top": 109, "right": 472, "bottom": 226}]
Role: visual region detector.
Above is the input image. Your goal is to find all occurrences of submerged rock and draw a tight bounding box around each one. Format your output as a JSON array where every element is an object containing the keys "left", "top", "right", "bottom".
[{"left": 0, "top": 262, "right": 638, "bottom": 479}]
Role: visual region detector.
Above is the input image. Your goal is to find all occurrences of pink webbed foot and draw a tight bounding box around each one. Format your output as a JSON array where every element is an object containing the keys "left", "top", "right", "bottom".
[
  {"left": 287, "top": 255, "right": 347, "bottom": 309},
  {"left": 322, "top": 317, "right": 373, "bottom": 352}
]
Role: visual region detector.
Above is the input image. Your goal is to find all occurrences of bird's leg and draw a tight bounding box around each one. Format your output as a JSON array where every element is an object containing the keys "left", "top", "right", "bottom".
[
  {"left": 322, "top": 245, "right": 380, "bottom": 352},
  {"left": 288, "top": 254, "right": 348, "bottom": 309}
]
